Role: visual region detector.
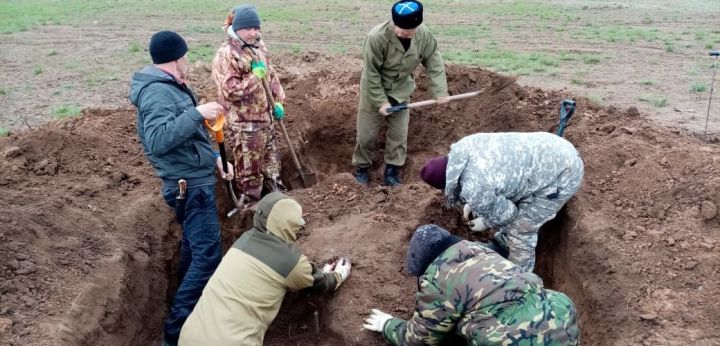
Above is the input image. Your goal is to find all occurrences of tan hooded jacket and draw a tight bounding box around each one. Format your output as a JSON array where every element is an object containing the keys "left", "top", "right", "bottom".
[{"left": 179, "top": 192, "right": 340, "bottom": 346}]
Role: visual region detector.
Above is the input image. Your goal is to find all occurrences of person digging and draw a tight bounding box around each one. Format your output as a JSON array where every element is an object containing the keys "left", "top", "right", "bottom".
[
  {"left": 178, "top": 192, "right": 351, "bottom": 345},
  {"left": 363, "top": 224, "right": 580, "bottom": 345},
  {"left": 212, "top": 4, "right": 287, "bottom": 208},
  {"left": 420, "top": 132, "right": 584, "bottom": 273},
  {"left": 351, "top": 0, "right": 450, "bottom": 187}
]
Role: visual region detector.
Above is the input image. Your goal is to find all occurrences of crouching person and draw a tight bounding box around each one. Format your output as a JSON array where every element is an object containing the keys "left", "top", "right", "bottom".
[
  {"left": 420, "top": 132, "right": 584, "bottom": 272},
  {"left": 179, "top": 192, "right": 351, "bottom": 345},
  {"left": 363, "top": 224, "right": 579, "bottom": 345}
]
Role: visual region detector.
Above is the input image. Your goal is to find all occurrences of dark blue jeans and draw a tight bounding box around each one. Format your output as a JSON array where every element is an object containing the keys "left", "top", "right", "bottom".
[{"left": 161, "top": 183, "right": 222, "bottom": 344}]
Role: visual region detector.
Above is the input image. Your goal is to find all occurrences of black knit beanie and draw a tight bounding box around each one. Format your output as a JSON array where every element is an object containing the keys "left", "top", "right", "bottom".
[
  {"left": 149, "top": 31, "right": 188, "bottom": 64},
  {"left": 232, "top": 5, "right": 261, "bottom": 31},
  {"left": 405, "top": 224, "right": 461, "bottom": 277},
  {"left": 391, "top": 0, "right": 424, "bottom": 29}
]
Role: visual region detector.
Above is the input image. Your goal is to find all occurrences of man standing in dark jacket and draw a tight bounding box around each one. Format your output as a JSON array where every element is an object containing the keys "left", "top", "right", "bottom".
[{"left": 129, "top": 30, "right": 234, "bottom": 346}]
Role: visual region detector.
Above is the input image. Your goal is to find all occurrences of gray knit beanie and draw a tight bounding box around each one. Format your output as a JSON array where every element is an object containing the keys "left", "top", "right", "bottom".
[{"left": 232, "top": 5, "right": 261, "bottom": 31}]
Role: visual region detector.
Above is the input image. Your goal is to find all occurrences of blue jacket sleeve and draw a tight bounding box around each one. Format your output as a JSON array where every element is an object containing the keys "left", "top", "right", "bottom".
[{"left": 140, "top": 86, "right": 204, "bottom": 156}]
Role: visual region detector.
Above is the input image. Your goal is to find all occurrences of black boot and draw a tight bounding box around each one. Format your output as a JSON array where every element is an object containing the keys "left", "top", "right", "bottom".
[
  {"left": 384, "top": 164, "right": 401, "bottom": 187},
  {"left": 355, "top": 166, "right": 369, "bottom": 184}
]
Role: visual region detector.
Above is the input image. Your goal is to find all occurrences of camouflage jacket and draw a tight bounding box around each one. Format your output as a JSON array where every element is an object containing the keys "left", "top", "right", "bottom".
[
  {"left": 383, "top": 241, "right": 579, "bottom": 346},
  {"left": 444, "top": 132, "right": 584, "bottom": 228},
  {"left": 211, "top": 26, "right": 286, "bottom": 125}
]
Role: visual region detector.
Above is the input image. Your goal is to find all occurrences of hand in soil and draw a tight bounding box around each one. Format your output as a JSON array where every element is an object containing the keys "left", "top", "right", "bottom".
[
  {"left": 334, "top": 257, "right": 351, "bottom": 281},
  {"left": 363, "top": 309, "right": 394, "bottom": 332}
]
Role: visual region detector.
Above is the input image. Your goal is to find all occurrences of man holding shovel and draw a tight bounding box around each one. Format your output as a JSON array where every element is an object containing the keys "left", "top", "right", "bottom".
[
  {"left": 129, "top": 31, "right": 234, "bottom": 345},
  {"left": 352, "top": 0, "right": 450, "bottom": 187},
  {"left": 212, "top": 4, "right": 285, "bottom": 207}
]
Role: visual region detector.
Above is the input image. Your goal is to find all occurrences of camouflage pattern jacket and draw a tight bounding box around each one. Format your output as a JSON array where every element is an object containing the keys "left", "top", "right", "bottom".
[
  {"left": 383, "top": 241, "right": 579, "bottom": 345},
  {"left": 444, "top": 132, "right": 584, "bottom": 228},
  {"left": 212, "top": 26, "right": 285, "bottom": 126}
]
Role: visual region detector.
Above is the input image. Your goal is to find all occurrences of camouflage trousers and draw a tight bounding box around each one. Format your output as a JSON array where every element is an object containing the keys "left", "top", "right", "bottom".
[
  {"left": 493, "top": 163, "right": 584, "bottom": 273},
  {"left": 226, "top": 122, "right": 280, "bottom": 202}
]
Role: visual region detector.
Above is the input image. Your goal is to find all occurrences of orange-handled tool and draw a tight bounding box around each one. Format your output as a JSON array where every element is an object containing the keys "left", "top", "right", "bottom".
[{"left": 204, "top": 113, "right": 243, "bottom": 217}]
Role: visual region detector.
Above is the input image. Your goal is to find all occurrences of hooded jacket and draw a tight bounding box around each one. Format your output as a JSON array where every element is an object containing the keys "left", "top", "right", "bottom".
[
  {"left": 129, "top": 65, "right": 216, "bottom": 182},
  {"left": 178, "top": 192, "right": 340, "bottom": 346}
]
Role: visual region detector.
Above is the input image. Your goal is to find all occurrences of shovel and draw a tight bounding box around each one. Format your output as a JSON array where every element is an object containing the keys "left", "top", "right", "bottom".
[
  {"left": 243, "top": 45, "right": 317, "bottom": 188},
  {"left": 385, "top": 75, "right": 518, "bottom": 113},
  {"left": 556, "top": 99, "right": 576, "bottom": 137},
  {"left": 259, "top": 77, "right": 317, "bottom": 188},
  {"left": 204, "top": 113, "right": 244, "bottom": 217}
]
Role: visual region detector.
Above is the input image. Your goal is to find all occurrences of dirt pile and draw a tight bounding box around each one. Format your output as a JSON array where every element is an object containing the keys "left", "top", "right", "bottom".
[{"left": 1, "top": 56, "right": 719, "bottom": 345}]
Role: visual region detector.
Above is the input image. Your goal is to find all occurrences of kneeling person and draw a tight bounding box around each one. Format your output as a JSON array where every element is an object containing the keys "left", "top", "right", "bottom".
[
  {"left": 364, "top": 224, "right": 579, "bottom": 345},
  {"left": 179, "top": 192, "right": 351, "bottom": 345}
]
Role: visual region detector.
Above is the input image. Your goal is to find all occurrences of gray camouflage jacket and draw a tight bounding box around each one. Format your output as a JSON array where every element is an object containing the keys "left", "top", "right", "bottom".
[{"left": 444, "top": 132, "right": 583, "bottom": 228}]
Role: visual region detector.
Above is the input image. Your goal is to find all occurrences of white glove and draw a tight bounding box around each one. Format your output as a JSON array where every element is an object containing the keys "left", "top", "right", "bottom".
[
  {"left": 462, "top": 204, "right": 474, "bottom": 222},
  {"left": 363, "top": 309, "right": 393, "bottom": 332},
  {"left": 333, "top": 257, "right": 351, "bottom": 282},
  {"left": 467, "top": 215, "right": 489, "bottom": 232}
]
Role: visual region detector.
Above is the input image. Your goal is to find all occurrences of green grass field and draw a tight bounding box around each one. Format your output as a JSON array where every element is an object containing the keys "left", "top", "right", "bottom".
[
  {"left": 1, "top": 0, "right": 719, "bottom": 132},
  {"left": 2, "top": 0, "right": 716, "bottom": 68}
]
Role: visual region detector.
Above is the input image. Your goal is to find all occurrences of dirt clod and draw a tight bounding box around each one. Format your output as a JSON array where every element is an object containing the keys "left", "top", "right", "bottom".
[{"left": 700, "top": 201, "right": 717, "bottom": 220}]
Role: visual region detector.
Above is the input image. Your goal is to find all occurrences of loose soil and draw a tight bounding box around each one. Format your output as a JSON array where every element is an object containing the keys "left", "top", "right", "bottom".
[{"left": 1, "top": 55, "right": 719, "bottom": 346}]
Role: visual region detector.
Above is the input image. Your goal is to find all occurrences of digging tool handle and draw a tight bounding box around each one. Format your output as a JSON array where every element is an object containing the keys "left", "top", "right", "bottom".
[
  {"left": 386, "top": 91, "right": 482, "bottom": 114},
  {"left": 258, "top": 77, "right": 305, "bottom": 177},
  {"left": 204, "top": 114, "right": 243, "bottom": 214}
]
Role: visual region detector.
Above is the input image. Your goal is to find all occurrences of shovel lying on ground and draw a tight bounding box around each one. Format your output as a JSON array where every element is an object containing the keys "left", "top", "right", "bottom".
[
  {"left": 204, "top": 113, "right": 244, "bottom": 217},
  {"left": 385, "top": 74, "right": 518, "bottom": 114},
  {"left": 259, "top": 76, "right": 318, "bottom": 189}
]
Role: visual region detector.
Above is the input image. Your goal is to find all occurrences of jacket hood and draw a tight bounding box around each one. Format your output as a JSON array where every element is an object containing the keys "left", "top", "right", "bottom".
[
  {"left": 252, "top": 192, "right": 304, "bottom": 243},
  {"left": 129, "top": 65, "right": 176, "bottom": 106}
]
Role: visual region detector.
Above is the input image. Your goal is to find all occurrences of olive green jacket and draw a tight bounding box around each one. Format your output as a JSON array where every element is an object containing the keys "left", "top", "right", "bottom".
[
  {"left": 360, "top": 20, "right": 448, "bottom": 110},
  {"left": 178, "top": 193, "right": 340, "bottom": 346}
]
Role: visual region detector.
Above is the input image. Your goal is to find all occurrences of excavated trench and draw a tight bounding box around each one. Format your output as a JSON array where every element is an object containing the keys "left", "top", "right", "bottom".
[
  {"left": 5, "top": 64, "right": 683, "bottom": 346},
  {"left": 139, "top": 68, "right": 605, "bottom": 345}
]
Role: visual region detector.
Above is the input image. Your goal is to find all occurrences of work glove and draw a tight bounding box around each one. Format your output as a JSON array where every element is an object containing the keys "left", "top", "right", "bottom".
[
  {"left": 322, "top": 257, "right": 352, "bottom": 287},
  {"left": 463, "top": 204, "right": 490, "bottom": 232},
  {"left": 363, "top": 309, "right": 394, "bottom": 332},
  {"left": 334, "top": 257, "right": 351, "bottom": 282},
  {"left": 251, "top": 60, "right": 267, "bottom": 79},
  {"left": 273, "top": 102, "right": 285, "bottom": 120},
  {"left": 462, "top": 204, "right": 474, "bottom": 222},
  {"left": 468, "top": 215, "right": 489, "bottom": 232}
]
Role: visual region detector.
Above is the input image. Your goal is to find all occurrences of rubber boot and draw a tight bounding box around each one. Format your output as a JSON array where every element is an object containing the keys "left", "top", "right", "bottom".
[
  {"left": 355, "top": 166, "right": 369, "bottom": 185},
  {"left": 384, "top": 164, "right": 401, "bottom": 187}
]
